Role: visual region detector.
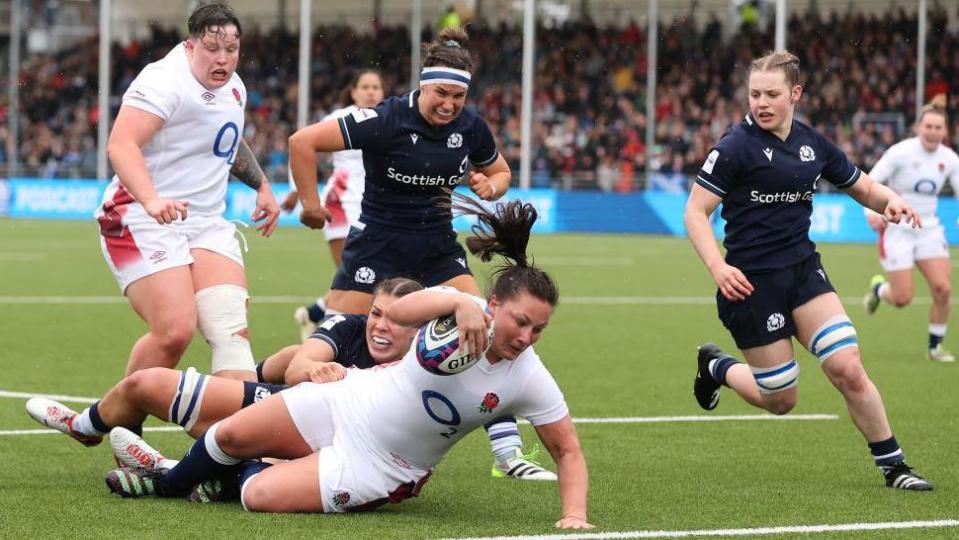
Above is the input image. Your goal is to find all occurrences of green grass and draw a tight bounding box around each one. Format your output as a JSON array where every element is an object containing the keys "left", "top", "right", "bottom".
[{"left": 0, "top": 219, "right": 957, "bottom": 539}]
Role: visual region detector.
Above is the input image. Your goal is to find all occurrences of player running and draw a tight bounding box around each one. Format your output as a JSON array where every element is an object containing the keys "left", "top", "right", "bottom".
[
  {"left": 283, "top": 69, "right": 386, "bottom": 340},
  {"left": 684, "top": 51, "right": 932, "bottom": 491},
  {"left": 96, "top": 3, "right": 279, "bottom": 384},
  {"left": 862, "top": 97, "right": 959, "bottom": 362}
]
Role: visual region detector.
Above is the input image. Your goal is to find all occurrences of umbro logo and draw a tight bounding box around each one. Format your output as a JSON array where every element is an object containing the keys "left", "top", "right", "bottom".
[
  {"left": 763, "top": 147, "right": 773, "bottom": 162},
  {"left": 201, "top": 91, "right": 215, "bottom": 102},
  {"left": 411, "top": 133, "right": 419, "bottom": 145}
]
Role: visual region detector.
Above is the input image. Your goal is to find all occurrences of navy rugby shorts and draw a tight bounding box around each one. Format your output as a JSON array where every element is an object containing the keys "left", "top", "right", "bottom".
[
  {"left": 716, "top": 252, "right": 835, "bottom": 350},
  {"left": 331, "top": 225, "right": 472, "bottom": 293}
]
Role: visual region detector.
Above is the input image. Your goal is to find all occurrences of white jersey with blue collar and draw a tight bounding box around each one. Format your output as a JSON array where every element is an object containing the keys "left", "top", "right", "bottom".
[
  {"left": 99, "top": 43, "right": 247, "bottom": 215},
  {"left": 869, "top": 137, "right": 959, "bottom": 228},
  {"left": 320, "top": 287, "right": 568, "bottom": 471}
]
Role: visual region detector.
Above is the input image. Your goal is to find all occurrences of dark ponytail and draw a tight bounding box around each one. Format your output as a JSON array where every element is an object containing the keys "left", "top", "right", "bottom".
[
  {"left": 448, "top": 191, "right": 558, "bottom": 307},
  {"left": 422, "top": 26, "right": 474, "bottom": 73}
]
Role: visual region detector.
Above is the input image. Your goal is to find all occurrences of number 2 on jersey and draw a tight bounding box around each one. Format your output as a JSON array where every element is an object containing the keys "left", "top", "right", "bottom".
[
  {"left": 213, "top": 122, "right": 240, "bottom": 165},
  {"left": 421, "top": 390, "right": 461, "bottom": 439}
]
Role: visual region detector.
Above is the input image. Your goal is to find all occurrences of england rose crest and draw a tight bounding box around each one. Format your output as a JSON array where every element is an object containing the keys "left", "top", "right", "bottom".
[{"left": 478, "top": 392, "right": 500, "bottom": 413}]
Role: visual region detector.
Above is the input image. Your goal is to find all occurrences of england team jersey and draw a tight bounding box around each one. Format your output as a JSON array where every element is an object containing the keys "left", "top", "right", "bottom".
[
  {"left": 322, "top": 106, "right": 367, "bottom": 205},
  {"left": 869, "top": 137, "right": 959, "bottom": 228},
  {"left": 696, "top": 114, "right": 861, "bottom": 272},
  {"left": 321, "top": 289, "right": 568, "bottom": 470},
  {"left": 101, "top": 43, "right": 247, "bottom": 215},
  {"left": 309, "top": 314, "right": 377, "bottom": 369},
  {"left": 337, "top": 90, "right": 499, "bottom": 232}
]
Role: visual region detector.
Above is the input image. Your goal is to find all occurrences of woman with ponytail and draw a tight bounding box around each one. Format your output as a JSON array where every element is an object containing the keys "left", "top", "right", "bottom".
[{"left": 102, "top": 195, "right": 593, "bottom": 529}]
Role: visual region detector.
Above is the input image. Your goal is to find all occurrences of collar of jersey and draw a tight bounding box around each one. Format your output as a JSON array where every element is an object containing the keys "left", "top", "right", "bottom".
[
  {"left": 744, "top": 113, "right": 798, "bottom": 145},
  {"left": 402, "top": 89, "right": 466, "bottom": 138}
]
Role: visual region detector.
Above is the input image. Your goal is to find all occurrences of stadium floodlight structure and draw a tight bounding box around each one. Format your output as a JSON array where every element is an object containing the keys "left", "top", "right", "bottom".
[
  {"left": 98, "top": 0, "right": 112, "bottom": 181},
  {"left": 916, "top": 0, "right": 927, "bottom": 122},
  {"left": 7, "top": 0, "right": 21, "bottom": 178},
  {"left": 297, "top": 0, "right": 311, "bottom": 130},
  {"left": 774, "top": 0, "right": 786, "bottom": 51},
  {"left": 644, "top": 0, "right": 657, "bottom": 184},
  {"left": 519, "top": 0, "right": 535, "bottom": 190}
]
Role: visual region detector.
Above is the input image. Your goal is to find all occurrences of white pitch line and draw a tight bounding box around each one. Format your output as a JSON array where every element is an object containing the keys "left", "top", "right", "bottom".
[
  {"left": 0, "top": 426, "right": 183, "bottom": 437},
  {"left": 0, "top": 295, "right": 950, "bottom": 306},
  {"left": 0, "top": 390, "right": 837, "bottom": 427},
  {"left": 0, "top": 390, "right": 97, "bottom": 404},
  {"left": 560, "top": 414, "right": 837, "bottom": 424},
  {"left": 439, "top": 519, "right": 959, "bottom": 540}
]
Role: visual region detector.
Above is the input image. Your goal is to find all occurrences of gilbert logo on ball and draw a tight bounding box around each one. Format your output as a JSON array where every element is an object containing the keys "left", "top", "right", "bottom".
[{"left": 415, "top": 314, "right": 494, "bottom": 376}]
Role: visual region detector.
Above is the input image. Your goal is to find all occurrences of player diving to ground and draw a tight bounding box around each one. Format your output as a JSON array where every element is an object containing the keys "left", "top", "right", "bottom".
[{"left": 98, "top": 196, "right": 593, "bottom": 528}]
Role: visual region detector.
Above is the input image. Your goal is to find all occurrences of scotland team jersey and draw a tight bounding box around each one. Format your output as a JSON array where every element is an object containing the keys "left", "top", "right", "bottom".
[
  {"left": 337, "top": 90, "right": 499, "bottom": 232},
  {"left": 310, "top": 314, "right": 377, "bottom": 369},
  {"left": 696, "top": 114, "right": 861, "bottom": 272}
]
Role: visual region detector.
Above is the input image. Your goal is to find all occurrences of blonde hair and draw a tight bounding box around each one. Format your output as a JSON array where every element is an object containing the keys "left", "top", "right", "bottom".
[
  {"left": 918, "top": 94, "right": 948, "bottom": 123},
  {"left": 749, "top": 51, "right": 802, "bottom": 87}
]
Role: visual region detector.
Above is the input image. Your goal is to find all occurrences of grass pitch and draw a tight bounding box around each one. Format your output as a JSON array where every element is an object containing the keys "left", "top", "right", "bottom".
[{"left": 0, "top": 220, "right": 956, "bottom": 539}]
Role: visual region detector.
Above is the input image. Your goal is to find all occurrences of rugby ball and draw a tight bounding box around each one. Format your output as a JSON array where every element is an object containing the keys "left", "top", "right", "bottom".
[{"left": 415, "top": 314, "right": 494, "bottom": 375}]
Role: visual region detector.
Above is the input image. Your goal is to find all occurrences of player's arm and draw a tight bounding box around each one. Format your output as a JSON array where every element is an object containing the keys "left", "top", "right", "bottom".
[
  {"left": 288, "top": 119, "right": 346, "bottom": 228},
  {"left": 533, "top": 415, "right": 593, "bottom": 529},
  {"left": 230, "top": 138, "right": 280, "bottom": 236},
  {"left": 846, "top": 172, "right": 920, "bottom": 228},
  {"left": 386, "top": 289, "right": 491, "bottom": 360},
  {"left": 284, "top": 338, "right": 339, "bottom": 385},
  {"left": 469, "top": 154, "right": 511, "bottom": 201},
  {"left": 107, "top": 105, "right": 188, "bottom": 224},
  {"left": 684, "top": 184, "right": 753, "bottom": 300},
  {"left": 862, "top": 150, "right": 896, "bottom": 230}
]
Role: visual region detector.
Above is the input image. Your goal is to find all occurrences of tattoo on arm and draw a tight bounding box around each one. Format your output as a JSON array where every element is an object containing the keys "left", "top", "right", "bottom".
[{"left": 231, "top": 139, "right": 267, "bottom": 190}]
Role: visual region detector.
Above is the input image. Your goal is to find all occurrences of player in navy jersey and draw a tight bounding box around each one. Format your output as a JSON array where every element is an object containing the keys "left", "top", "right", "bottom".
[
  {"left": 684, "top": 51, "right": 932, "bottom": 491},
  {"left": 286, "top": 27, "right": 546, "bottom": 480},
  {"left": 287, "top": 25, "right": 510, "bottom": 316}
]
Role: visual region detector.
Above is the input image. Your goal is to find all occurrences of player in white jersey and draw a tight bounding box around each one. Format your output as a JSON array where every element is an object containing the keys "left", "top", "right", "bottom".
[
  {"left": 96, "top": 4, "right": 279, "bottom": 384},
  {"left": 103, "top": 196, "right": 593, "bottom": 529},
  {"left": 284, "top": 70, "right": 385, "bottom": 340},
  {"left": 863, "top": 100, "right": 959, "bottom": 362}
]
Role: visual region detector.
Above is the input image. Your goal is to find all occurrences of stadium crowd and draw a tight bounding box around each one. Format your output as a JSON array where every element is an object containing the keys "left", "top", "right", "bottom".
[{"left": 1, "top": 6, "right": 957, "bottom": 191}]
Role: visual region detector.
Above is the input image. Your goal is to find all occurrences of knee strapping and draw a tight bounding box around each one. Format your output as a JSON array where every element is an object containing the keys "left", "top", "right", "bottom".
[
  {"left": 751, "top": 360, "right": 799, "bottom": 395},
  {"left": 205, "top": 422, "right": 242, "bottom": 466},
  {"left": 168, "top": 367, "right": 209, "bottom": 431},
  {"left": 196, "top": 285, "right": 255, "bottom": 373},
  {"left": 807, "top": 315, "right": 858, "bottom": 363}
]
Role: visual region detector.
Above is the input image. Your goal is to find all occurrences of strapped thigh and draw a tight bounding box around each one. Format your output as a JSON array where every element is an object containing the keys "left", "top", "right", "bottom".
[
  {"left": 168, "top": 367, "right": 209, "bottom": 431},
  {"left": 807, "top": 315, "right": 858, "bottom": 364},
  {"left": 750, "top": 359, "right": 799, "bottom": 395}
]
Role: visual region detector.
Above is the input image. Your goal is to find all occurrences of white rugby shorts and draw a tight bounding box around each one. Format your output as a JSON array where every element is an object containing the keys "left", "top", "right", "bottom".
[
  {"left": 97, "top": 200, "right": 243, "bottom": 292},
  {"left": 321, "top": 170, "right": 362, "bottom": 242},
  {"left": 879, "top": 223, "right": 949, "bottom": 272},
  {"left": 281, "top": 382, "right": 432, "bottom": 513}
]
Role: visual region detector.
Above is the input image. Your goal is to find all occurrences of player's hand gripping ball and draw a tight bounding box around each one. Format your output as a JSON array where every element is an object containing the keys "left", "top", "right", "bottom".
[{"left": 415, "top": 314, "right": 495, "bottom": 375}]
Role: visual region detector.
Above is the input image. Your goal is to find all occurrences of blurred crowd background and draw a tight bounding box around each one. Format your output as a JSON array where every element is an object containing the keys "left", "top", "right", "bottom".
[{"left": 1, "top": 1, "right": 957, "bottom": 192}]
